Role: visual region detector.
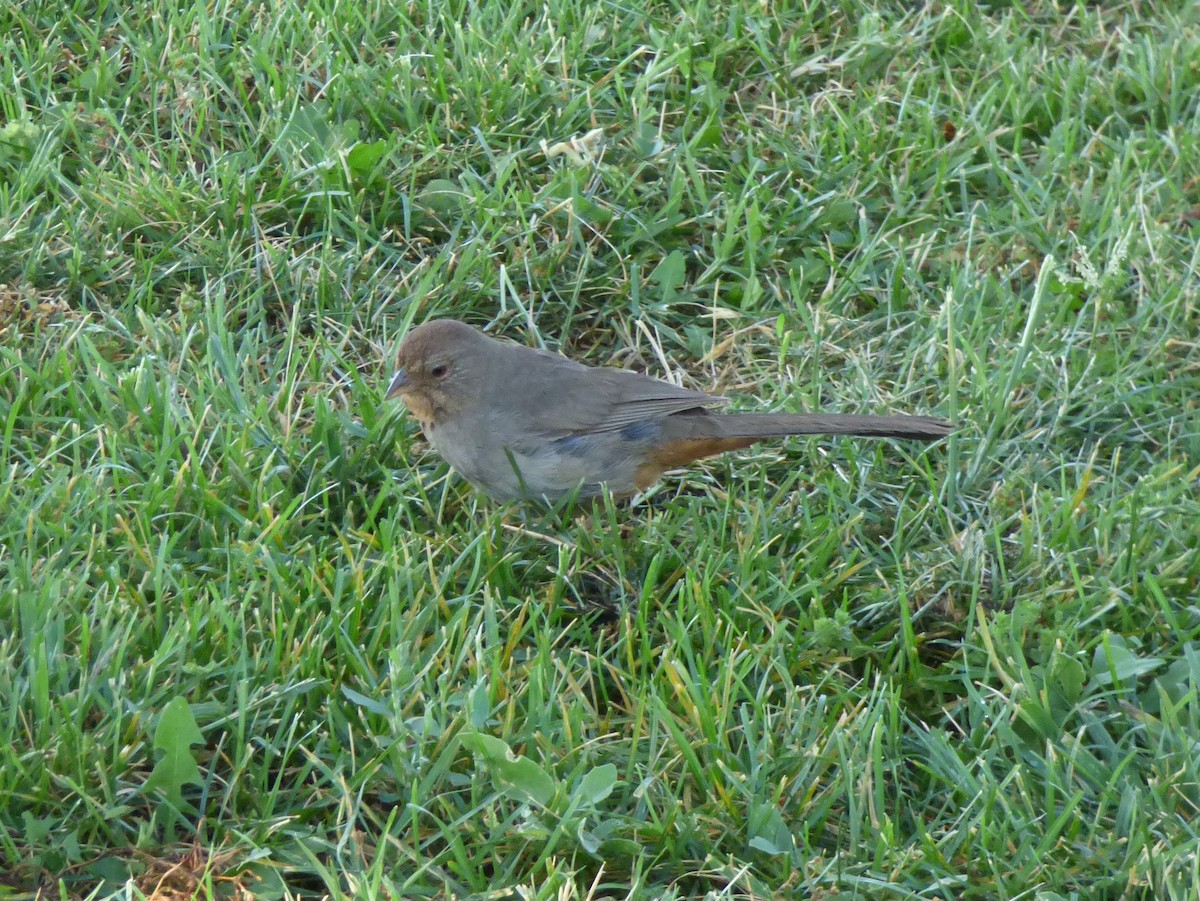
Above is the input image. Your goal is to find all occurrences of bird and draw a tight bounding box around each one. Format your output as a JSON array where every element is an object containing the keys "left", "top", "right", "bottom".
[{"left": 383, "top": 318, "right": 952, "bottom": 503}]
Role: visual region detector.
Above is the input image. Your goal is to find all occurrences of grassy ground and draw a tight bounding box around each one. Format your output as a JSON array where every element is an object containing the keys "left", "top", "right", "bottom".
[{"left": 2, "top": 0, "right": 1199, "bottom": 897}]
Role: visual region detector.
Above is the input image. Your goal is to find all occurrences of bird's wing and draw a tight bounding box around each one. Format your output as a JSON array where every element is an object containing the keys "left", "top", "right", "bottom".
[{"left": 510, "top": 344, "right": 727, "bottom": 435}]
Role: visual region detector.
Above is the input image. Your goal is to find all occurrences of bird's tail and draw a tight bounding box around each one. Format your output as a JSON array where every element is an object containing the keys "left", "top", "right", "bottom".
[{"left": 707, "top": 413, "right": 953, "bottom": 441}]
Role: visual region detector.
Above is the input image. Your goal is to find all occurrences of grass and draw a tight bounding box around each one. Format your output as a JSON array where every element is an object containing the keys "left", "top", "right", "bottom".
[{"left": 2, "top": 0, "right": 1199, "bottom": 897}]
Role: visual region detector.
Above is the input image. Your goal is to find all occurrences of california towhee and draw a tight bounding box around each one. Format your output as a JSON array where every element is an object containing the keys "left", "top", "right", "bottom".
[{"left": 384, "top": 319, "right": 952, "bottom": 502}]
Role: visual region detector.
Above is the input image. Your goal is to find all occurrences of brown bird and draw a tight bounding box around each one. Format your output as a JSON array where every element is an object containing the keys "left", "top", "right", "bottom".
[{"left": 384, "top": 319, "right": 952, "bottom": 502}]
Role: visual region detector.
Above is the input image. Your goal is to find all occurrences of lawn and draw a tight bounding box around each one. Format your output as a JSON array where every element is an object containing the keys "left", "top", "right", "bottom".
[{"left": 2, "top": 0, "right": 1199, "bottom": 898}]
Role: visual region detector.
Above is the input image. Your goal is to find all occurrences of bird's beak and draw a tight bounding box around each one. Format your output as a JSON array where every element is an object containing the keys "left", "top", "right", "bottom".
[{"left": 383, "top": 367, "right": 408, "bottom": 401}]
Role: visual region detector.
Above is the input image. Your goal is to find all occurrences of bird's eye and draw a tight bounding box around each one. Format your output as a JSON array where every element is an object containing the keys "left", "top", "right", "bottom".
[{"left": 430, "top": 363, "right": 449, "bottom": 378}]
